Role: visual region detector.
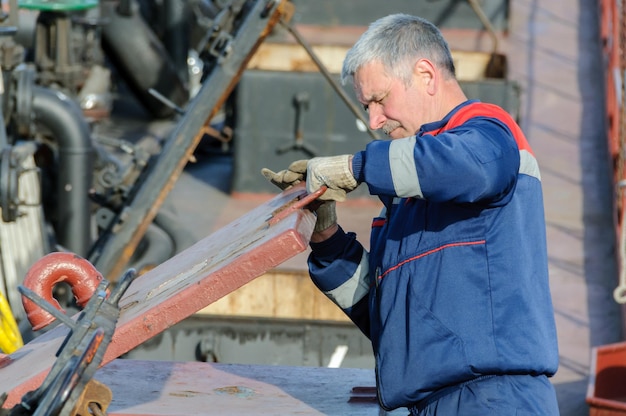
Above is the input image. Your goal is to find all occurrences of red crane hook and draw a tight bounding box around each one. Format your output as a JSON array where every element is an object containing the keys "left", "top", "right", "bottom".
[{"left": 21, "top": 252, "right": 103, "bottom": 330}]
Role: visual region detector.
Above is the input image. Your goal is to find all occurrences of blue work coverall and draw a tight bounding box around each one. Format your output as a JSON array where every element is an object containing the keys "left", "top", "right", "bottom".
[{"left": 308, "top": 100, "right": 560, "bottom": 414}]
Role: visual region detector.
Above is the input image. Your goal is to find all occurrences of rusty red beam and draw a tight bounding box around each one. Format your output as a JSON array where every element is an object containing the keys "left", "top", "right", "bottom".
[{"left": 0, "top": 184, "right": 318, "bottom": 408}]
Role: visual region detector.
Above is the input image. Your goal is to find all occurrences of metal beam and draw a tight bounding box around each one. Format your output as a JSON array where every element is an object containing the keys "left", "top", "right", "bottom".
[{"left": 0, "top": 184, "right": 317, "bottom": 408}]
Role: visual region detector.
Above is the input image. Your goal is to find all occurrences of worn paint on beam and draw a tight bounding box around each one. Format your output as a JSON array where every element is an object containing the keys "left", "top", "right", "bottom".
[{"left": 0, "top": 184, "right": 317, "bottom": 408}]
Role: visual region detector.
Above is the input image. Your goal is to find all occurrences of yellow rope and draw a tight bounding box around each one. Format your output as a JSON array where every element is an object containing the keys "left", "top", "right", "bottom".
[{"left": 0, "top": 291, "right": 23, "bottom": 353}]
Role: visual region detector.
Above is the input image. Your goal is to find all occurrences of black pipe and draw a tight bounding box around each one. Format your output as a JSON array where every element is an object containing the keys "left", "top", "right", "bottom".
[
  {"left": 163, "top": 0, "right": 190, "bottom": 87},
  {"left": 32, "top": 86, "right": 93, "bottom": 256},
  {"left": 101, "top": 0, "right": 189, "bottom": 119}
]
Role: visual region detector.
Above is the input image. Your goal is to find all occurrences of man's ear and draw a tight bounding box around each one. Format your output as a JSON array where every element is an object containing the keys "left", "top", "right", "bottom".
[{"left": 414, "top": 58, "right": 437, "bottom": 95}]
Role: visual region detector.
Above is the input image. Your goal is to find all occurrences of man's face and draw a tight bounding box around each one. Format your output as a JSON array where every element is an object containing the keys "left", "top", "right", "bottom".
[{"left": 353, "top": 60, "right": 426, "bottom": 139}]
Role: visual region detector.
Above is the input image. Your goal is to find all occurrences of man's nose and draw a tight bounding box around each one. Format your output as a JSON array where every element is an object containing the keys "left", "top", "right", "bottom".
[{"left": 368, "top": 104, "right": 386, "bottom": 130}]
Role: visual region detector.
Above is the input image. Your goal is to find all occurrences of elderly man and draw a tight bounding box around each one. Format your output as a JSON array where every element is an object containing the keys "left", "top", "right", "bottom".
[{"left": 263, "top": 13, "right": 559, "bottom": 415}]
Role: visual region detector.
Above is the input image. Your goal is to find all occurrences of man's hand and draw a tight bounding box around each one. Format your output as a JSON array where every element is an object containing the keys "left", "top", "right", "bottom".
[
  {"left": 306, "top": 155, "right": 358, "bottom": 201},
  {"left": 261, "top": 159, "right": 308, "bottom": 190},
  {"left": 313, "top": 201, "right": 337, "bottom": 233},
  {"left": 262, "top": 159, "right": 338, "bottom": 242},
  {"left": 310, "top": 201, "right": 338, "bottom": 242}
]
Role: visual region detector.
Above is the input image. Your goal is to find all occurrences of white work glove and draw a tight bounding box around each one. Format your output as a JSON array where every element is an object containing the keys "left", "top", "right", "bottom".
[
  {"left": 261, "top": 159, "right": 308, "bottom": 190},
  {"left": 306, "top": 155, "right": 358, "bottom": 202},
  {"left": 261, "top": 159, "right": 337, "bottom": 233}
]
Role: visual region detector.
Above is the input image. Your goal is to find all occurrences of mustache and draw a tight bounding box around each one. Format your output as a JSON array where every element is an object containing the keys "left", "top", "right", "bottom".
[{"left": 382, "top": 121, "right": 401, "bottom": 136}]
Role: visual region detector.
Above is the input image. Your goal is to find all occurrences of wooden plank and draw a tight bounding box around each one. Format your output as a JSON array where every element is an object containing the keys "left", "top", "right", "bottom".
[
  {"left": 199, "top": 270, "right": 349, "bottom": 322},
  {"left": 247, "top": 42, "right": 493, "bottom": 81}
]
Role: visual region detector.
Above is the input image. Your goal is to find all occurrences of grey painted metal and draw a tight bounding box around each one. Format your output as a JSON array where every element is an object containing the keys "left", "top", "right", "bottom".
[
  {"left": 279, "top": 19, "right": 382, "bottom": 142},
  {"left": 232, "top": 70, "right": 520, "bottom": 194},
  {"left": 123, "top": 315, "right": 375, "bottom": 369},
  {"left": 31, "top": 85, "right": 93, "bottom": 257},
  {"left": 97, "top": 359, "right": 407, "bottom": 415}
]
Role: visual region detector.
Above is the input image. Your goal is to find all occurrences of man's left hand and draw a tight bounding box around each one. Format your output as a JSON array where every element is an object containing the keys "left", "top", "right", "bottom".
[
  {"left": 261, "top": 159, "right": 308, "bottom": 190},
  {"left": 307, "top": 155, "right": 358, "bottom": 201}
]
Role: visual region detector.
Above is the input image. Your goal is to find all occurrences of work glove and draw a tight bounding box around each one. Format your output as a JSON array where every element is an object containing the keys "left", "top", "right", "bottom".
[
  {"left": 306, "top": 155, "right": 358, "bottom": 202},
  {"left": 312, "top": 200, "right": 337, "bottom": 233},
  {"left": 261, "top": 159, "right": 308, "bottom": 190},
  {"left": 261, "top": 159, "right": 337, "bottom": 233}
]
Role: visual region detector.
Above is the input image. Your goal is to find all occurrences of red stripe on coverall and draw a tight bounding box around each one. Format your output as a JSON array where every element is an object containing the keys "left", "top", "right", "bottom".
[
  {"left": 379, "top": 240, "right": 486, "bottom": 281},
  {"left": 424, "top": 102, "right": 533, "bottom": 156}
]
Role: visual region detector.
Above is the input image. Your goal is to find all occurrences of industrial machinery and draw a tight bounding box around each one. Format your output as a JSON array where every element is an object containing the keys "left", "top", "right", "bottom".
[
  {"left": 0, "top": 0, "right": 293, "bottom": 342},
  {"left": 0, "top": 0, "right": 516, "bottom": 392}
]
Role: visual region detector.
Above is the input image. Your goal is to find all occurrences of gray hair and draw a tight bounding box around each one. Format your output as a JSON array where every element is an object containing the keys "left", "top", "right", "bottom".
[{"left": 341, "top": 14, "right": 456, "bottom": 87}]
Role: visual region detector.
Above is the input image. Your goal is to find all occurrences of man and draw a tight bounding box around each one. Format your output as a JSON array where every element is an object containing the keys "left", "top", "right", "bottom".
[{"left": 262, "top": 13, "right": 559, "bottom": 415}]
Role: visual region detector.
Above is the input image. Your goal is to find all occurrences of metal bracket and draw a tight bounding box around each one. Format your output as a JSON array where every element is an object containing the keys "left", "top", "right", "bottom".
[{"left": 277, "top": 91, "right": 318, "bottom": 157}]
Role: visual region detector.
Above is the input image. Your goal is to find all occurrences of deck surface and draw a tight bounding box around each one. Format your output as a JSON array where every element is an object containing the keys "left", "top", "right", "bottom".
[{"left": 95, "top": 359, "right": 405, "bottom": 415}]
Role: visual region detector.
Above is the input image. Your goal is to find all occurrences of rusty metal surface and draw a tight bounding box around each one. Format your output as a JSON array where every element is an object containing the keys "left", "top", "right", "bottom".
[
  {"left": 93, "top": 359, "right": 400, "bottom": 415},
  {"left": 71, "top": 379, "right": 113, "bottom": 416},
  {"left": 0, "top": 185, "right": 316, "bottom": 408},
  {"left": 21, "top": 252, "right": 104, "bottom": 330}
]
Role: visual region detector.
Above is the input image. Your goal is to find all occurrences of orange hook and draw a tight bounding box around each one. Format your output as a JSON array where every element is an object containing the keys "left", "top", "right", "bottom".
[{"left": 21, "top": 252, "right": 103, "bottom": 330}]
